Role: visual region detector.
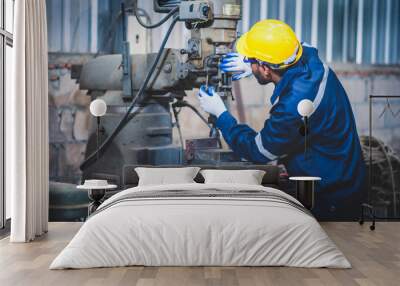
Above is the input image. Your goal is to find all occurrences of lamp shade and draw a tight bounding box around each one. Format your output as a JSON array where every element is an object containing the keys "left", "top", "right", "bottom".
[
  {"left": 89, "top": 99, "right": 107, "bottom": 117},
  {"left": 297, "top": 99, "right": 314, "bottom": 117}
]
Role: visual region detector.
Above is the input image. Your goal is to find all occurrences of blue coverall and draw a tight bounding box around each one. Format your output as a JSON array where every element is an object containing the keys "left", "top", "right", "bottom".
[{"left": 216, "top": 45, "right": 367, "bottom": 219}]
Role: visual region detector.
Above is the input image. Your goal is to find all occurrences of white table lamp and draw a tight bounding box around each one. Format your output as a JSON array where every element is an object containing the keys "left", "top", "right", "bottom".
[
  {"left": 90, "top": 99, "right": 107, "bottom": 117},
  {"left": 297, "top": 99, "right": 314, "bottom": 117}
]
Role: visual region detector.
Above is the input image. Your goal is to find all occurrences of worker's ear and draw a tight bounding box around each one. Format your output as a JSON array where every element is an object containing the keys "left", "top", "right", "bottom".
[{"left": 259, "top": 64, "right": 273, "bottom": 79}]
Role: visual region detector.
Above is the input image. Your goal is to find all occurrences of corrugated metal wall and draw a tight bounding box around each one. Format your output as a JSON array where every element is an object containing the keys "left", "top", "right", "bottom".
[
  {"left": 46, "top": 0, "right": 187, "bottom": 54},
  {"left": 47, "top": 0, "right": 400, "bottom": 65},
  {"left": 46, "top": 0, "right": 123, "bottom": 53},
  {"left": 47, "top": 0, "right": 95, "bottom": 53},
  {"left": 241, "top": 0, "right": 400, "bottom": 64}
]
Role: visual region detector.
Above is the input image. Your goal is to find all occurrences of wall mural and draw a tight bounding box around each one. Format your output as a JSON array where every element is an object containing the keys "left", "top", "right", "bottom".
[{"left": 47, "top": 0, "right": 400, "bottom": 222}]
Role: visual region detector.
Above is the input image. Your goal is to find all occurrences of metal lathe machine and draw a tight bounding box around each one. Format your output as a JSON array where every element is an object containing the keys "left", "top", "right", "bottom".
[{"left": 75, "top": 0, "right": 246, "bottom": 185}]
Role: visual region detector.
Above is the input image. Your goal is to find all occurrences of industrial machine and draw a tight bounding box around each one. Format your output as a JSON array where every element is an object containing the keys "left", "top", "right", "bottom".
[{"left": 75, "top": 0, "right": 243, "bottom": 185}]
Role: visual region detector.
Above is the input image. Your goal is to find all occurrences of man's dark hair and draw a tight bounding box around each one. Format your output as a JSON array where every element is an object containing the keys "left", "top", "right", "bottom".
[{"left": 274, "top": 68, "right": 287, "bottom": 76}]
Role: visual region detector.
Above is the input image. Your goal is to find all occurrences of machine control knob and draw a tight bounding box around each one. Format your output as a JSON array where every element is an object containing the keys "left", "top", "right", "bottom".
[
  {"left": 202, "top": 5, "right": 210, "bottom": 17},
  {"left": 163, "top": 63, "right": 172, "bottom": 73}
]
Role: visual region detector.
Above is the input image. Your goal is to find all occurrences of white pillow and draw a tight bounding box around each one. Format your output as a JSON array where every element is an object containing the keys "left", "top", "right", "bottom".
[
  {"left": 200, "top": 169, "right": 266, "bottom": 185},
  {"left": 135, "top": 167, "right": 200, "bottom": 186}
]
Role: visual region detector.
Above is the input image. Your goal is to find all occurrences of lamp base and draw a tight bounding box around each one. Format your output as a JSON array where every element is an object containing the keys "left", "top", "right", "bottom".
[
  {"left": 296, "top": 180, "right": 315, "bottom": 210},
  {"left": 289, "top": 177, "right": 321, "bottom": 210},
  {"left": 298, "top": 125, "right": 308, "bottom": 136}
]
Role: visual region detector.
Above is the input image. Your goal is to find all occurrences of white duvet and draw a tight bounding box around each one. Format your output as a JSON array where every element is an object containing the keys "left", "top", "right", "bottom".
[{"left": 50, "top": 183, "right": 351, "bottom": 269}]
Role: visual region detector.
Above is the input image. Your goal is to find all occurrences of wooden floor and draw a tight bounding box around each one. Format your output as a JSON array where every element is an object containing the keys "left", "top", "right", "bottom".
[{"left": 0, "top": 222, "right": 399, "bottom": 286}]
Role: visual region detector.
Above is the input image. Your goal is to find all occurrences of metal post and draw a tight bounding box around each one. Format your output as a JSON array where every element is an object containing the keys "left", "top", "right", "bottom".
[
  {"left": 392, "top": 0, "right": 399, "bottom": 63},
  {"left": 342, "top": 0, "right": 349, "bottom": 62},
  {"left": 295, "top": 0, "right": 302, "bottom": 41},
  {"left": 242, "top": 0, "right": 250, "bottom": 32},
  {"left": 121, "top": 2, "right": 132, "bottom": 100},
  {"left": 96, "top": 117, "right": 100, "bottom": 161},
  {"left": 62, "top": 0, "right": 71, "bottom": 52},
  {"left": 304, "top": 116, "right": 308, "bottom": 161},
  {"left": 311, "top": 0, "right": 318, "bottom": 48},
  {"left": 90, "top": 0, "right": 98, "bottom": 53},
  {"left": 260, "top": 0, "right": 268, "bottom": 20},
  {"left": 384, "top": 0, "right": 392, "bottom": 64},
  {"left": 326, "top": 0, "right": 334, "bottom": 62},
  {"left": 279, "top": 0, "right": 285, "bottom": 21},
  {"left": 371, "top": 0, "right": 378, "bottom": 64},
  {"left": 356, "top": 0, "right": 364, "bottom": 64}
]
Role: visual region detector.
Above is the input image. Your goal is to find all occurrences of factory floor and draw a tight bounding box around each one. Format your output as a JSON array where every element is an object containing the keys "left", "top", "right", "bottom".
[{"left": 0, "top": 222, "right": 399, "bottom": 286}]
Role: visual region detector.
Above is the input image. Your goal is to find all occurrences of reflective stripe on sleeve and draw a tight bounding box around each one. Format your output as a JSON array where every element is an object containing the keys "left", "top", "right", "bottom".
[
  {"left": 255, "top": 133, "right": 278, "bottom": 160},
  {"left": 309, "top": 64, "right": 329, "bottom": 117}
]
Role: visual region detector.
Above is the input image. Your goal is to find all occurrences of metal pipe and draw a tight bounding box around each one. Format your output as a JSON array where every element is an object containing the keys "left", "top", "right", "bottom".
[
  {"left": 279, "top": 0, "right": 285, "bottom": 21},
  {"left": 311, "top": 0, "right": 318, "bottom": 47},
  {"left": 62, "top": 0, "right": 70, "bottom": 52},
  {"left": 96, "top": 117, "right": 100, "bottom": 161},
  {"left": 384, "top": 0, "right": 392, "bottom": 64},
  {"left": 392, "top": 0, "right": 399, "bottom": 64},
  {"left": 326, "top": 0, "right": 333, "bottom": 62},
  {"left": 342, "top": 0, "right": 349, "bottom": 62},
  {"left": 304, "top": 116, "right": 308, "bottom": 160},
  {"left": 295, "top": 0, "right": 302, "bottom": 41},
  {"left": 371, "top": 0, "right": 378, "bottom": 64},
  {"left": 260, "top": 0, "right": 268, "bottom": 20},
  {"left": 90, "top": 0, "right": 98, "bottom": 53},
  {"left": 356, "top": 0, "right": 364, "bottom": 64},
  {"left": 242, "top": 0, "right": 250, "bottom": 32}
]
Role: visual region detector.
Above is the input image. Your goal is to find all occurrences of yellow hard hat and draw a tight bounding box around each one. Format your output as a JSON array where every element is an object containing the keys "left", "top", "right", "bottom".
[{"left": 236, "top": 19, "right": 302, "bottom": 69}]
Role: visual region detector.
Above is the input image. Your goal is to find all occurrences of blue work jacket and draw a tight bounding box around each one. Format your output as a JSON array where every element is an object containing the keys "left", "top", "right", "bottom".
[{"left": 216, "top": 45, "right": 367, "bottom": 217}]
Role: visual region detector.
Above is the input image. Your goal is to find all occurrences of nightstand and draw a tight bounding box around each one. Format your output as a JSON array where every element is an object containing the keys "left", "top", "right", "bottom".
[
  {"left": 289, "top": 176, "right": 321, "bottom": 210},
  {"left": 77, "top": 181, "right": 117, "bottom": 216}
]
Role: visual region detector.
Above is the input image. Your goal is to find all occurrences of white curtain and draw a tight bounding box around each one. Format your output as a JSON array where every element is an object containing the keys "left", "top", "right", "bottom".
[{"left": 7, "top": 0, "right": 49, "bottom": 242}]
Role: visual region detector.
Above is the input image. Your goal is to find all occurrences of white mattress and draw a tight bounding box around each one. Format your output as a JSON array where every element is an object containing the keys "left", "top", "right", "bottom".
[{"left": 50, "top": 183, "right": 350, "bottom": 269}]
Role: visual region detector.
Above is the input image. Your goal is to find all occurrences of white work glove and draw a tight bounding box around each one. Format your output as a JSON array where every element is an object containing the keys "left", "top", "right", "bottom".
[
  {"left": 219, "top": 52, "right": 253, "bottom": 81},
  {"left": 197, "top": 85, "right": 227, "bottom": 118}
]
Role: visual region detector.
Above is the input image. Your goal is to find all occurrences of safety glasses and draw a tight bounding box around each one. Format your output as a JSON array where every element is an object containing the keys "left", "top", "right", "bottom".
[
  {"left": 243, "top": 57, "right": 261, "bottom": 65},
  {"left": 243, "top": 57, "right": 283, "bottom": 70}
]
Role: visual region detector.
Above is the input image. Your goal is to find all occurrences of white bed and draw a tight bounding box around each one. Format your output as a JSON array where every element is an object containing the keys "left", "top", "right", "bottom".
[{"left": 50, "top": 183, "right": 350, "bottom": 269}]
